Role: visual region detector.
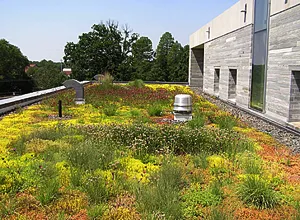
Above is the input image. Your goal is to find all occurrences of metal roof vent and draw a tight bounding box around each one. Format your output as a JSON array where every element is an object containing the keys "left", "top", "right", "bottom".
[{"left": 173, "top": 94, "right": 192, "bottom": 122}]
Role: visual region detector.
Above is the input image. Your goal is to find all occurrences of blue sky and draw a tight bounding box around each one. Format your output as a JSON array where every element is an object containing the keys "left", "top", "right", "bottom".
[{"left": 0, "top": 0, "right": 238, "bottom": 62}]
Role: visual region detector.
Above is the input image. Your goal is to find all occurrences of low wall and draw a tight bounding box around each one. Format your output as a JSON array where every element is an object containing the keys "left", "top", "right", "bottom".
[{"left": 0, "top": 81, "right": 90, "bottom": 115}]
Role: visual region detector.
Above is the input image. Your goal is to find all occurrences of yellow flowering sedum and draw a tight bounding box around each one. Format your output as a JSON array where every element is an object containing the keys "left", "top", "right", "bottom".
[
  {"left": 56, "top": 161, "right": 71, "bottom": 187},
  {"left": 146, "top": 84, "right": 193, "bottom": 95},
  {"left": 119, "top": 157, "right": 159, "bottom": 183},
  {"left": 206, "top": 155, "right": 227, "bottom": 168}
]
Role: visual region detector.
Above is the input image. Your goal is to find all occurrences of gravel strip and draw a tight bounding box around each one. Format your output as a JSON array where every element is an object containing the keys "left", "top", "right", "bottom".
[{"left": 191, "top": 87, "right": 300, "bottom": 154}]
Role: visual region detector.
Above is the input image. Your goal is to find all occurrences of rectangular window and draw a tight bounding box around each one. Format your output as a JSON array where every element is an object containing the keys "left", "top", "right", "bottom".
[
  {"left": 250, "top": 0, "right": 269, "bottom": 111},
  {"left": 289, "top": 71, "right": 300, "bottom": 122},
  {"left": 229, "top": 69, "right": 237, "bottom": 100},
  {"left": 254, "top": 0, "right": 269, "bottom": 32},
  {"left": 214, "top": 69, "right": 220, "bottom": 95},
  {"left": 250, "top": 31, "right": 267, "bottom": 110}
]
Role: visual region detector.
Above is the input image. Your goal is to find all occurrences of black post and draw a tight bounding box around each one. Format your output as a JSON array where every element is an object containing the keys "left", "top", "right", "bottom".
[{"left": 58, "top": 100, "right": 62, "bottom": 118}]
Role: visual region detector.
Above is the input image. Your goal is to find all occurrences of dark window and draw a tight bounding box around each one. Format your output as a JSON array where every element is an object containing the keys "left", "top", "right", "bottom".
[
  {"left": 285, "top": 0, "right": 288, "bottom": 4},
  {"left": 229, "top": 69, "right": 237, "bottom": 100},
  {"left": 289, "top": 71, "right": 300, "bottom": 122},
  {"left": 214, "top": 69, "right": 220, "bottom": 95}
]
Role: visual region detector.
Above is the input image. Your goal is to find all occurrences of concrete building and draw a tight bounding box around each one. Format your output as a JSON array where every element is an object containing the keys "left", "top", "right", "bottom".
[{"left": 189, "top": 0, "right": 300, "bottom": 127}]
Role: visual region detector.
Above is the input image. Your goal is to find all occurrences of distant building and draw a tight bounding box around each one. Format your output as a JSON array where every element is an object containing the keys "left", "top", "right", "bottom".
[
  {"left": 189, "top": 0, "right": 300, "bottom": 125},
  {"left": 63, "top": 68, "right": 72, "bottom": 76}
]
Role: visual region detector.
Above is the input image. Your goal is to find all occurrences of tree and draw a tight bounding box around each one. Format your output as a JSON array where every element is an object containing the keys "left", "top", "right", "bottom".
[
  {"left": 115, "top": 24, "right": 139, "bottom": 81},
  {"left": 177, "top": 44, "right": 189, "bottom": 82},
  {"left": 26, "top": 60, "right": 67, "bottom": 90},
  {"left": 131, "top": 36, "right": 154, "bottom": 80},
  {"left": 167, "top": 41, "right": 183, "bottom": 81},
  {"left": 64, "top": 21, "right": 138, "bottom": 81},
  {"left": 152, "top": 32, "right": 174, "bottom": 81},
  {"left": 167, "top": 43, "right": 189, "bottom": 82},
  {"left": 0, "top": 39, "right": 31, "bottom": 94}
]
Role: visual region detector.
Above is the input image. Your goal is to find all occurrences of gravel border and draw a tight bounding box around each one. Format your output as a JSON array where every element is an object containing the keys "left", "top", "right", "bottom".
[{"left": 191, "top": 87, "right": 300, "bottom": 154}]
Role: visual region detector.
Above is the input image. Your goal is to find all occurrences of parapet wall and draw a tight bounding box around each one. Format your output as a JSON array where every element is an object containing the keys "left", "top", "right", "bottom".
[{"left": 190, "top": 0, "right": 253, "bottom": 48}]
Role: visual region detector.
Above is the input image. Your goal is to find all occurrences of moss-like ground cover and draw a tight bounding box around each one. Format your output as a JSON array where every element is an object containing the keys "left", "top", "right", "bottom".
[{"left": 0, "top": 83, "right": 299, "bottom": 219}]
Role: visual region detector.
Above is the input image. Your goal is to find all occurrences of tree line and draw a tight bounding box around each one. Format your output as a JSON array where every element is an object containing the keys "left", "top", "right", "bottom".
[
  {"left": 64, "top": 21, "right": 189, "bottom": 82},
  {"left": 0, "top": 21, "right": 189, "bottom": 95}
]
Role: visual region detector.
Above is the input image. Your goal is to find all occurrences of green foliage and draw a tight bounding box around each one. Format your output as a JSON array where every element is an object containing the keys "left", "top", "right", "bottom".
[
  {"left": 147, "top": 105, "right": 163, "bottom": 116},
  {"left": 153, "top": 32, "right": 174, "bottom": 81},
  {"left": 57, "top": 212, "right": 66, "bottom": 220},
  {"left": 87, "top": 124, "right": 254, "bottom": 156},
  {"left": 0, "top": 39, "right": 31, "bottom": 94},
  {"left": 193, "top": 153, "right": 209, "bottom": 169},
  {"left": 26, "top": 60, "right": 67, "bottom": 90},
  {"left": 130, "top": 109, "right": 142, "bottom": 117},
  {"left": 37, "top": 178, "right": 60, "bottom": 205},
  {"left": 12, "top": 124, "right": 83, "bottom": 155},
  {"left": 0, "top": 196, "right": 17, "bottom": 218},
  {"left": 187, "top": 115, "right": 206, "bottom": 129},
  {"left": 293, "top": 201, "right": 300, "bottom": 220},
  {"left": 2, "top": 84, "right": 292, "bottom": 218},
  {"left": 208, "top": 208, "right": 233, "bottom": 220},
  {"left": 64, "top": 25, "right": 188, "bottom": 82},
  {"left": 134, "top": 115, "right": 151, "bottom": 124},
  {"left": 103, "top": 104, "right": 118, "bottom": 116},
  {"left": 132, "top": 37, "right": 154, "bottom": 80},
  {"left": 70, "top": 168, "right": 83, "bottom": 188},
  {"left": 244, "top": 158, "right": 262, "bottom": 175},
  {"left": 182, "top": 182, "right": 223, "bottom": 218},
  {"left": 64, "top": 21, "right": 138, "bottom": 81},
  {"left": 237, "top": 176, "right": 280, "bottom": 209},
  {"left": 13, "top": 136, "right": 27, "bottom": 156},
  {"left": 178, "top": 45, "right": 189, "bottom": 82},
  {"left": 67, "top": 139, "right": 115, "bottom": 171},
  {"left": 134, "top": 161, "right": 183, "bottom": 219},
  {"left": 128, "top": 79, "right": 145, "bottom": 88},
  {"left": 212, "top": 115, "right": 238, "bottom": 130},
  {"left": 167, "top": 42, "right": 189, "bottom": 82},
  {"left": 84, "top": 175, "right": 110, "bottom": 204},
  {"left": 101, "top": 72, "right": 114, "bottom": 89},
  {"left": 210, "top": 181, "right": 224, "bottom": 199},
  {"left": 87, "top": 204, "right": 108, "bottom": 219},
  {"left": 149, "top": 32, "right": 189, "bottom": 82}
]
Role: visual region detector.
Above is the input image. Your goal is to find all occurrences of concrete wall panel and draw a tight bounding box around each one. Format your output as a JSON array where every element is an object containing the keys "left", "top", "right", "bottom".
[
  {"left": 203, "top": 25, "right": 253, "bottom": 108},
  {"left": 270, "top": 0, "right": 300, "bottom": 16},
  {"left": 266, "top": 4, "right": 300, "bottom": 122},
  {"left": 189, "top": 48, "right": 204, "bottom": 87}
]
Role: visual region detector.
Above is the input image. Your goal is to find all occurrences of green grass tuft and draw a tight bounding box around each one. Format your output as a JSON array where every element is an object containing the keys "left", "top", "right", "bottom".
[
  {"left": 129, "top": 79, "right": 145, "bottom": 88},
  {"left": 187, "top": 115, "right": 206, "bottom": 128},
  {"left": 147, "top": 105, "right": 163, "bottom": 117},
  {"left": 103, "top": 104, "right": 118, "bottom": 116},
  {"left": 134, "top": 161, "right": 183, "bottom": 219},
  {"left": 237, "top": 175, "right": 280, "bottom": 209}
]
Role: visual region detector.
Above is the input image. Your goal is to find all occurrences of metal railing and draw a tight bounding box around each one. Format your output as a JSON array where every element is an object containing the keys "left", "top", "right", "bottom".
[{"left": 0, "top": 81, "right": 90, "bottom": 115}]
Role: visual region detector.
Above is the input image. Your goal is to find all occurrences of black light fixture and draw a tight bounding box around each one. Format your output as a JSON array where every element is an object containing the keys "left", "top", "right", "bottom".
[
  {"left": 241, "top": 4, "right": 247, "bottom": 23},
  {"left": 206, "top": 27, "right": 211, "bottom": 39}
]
